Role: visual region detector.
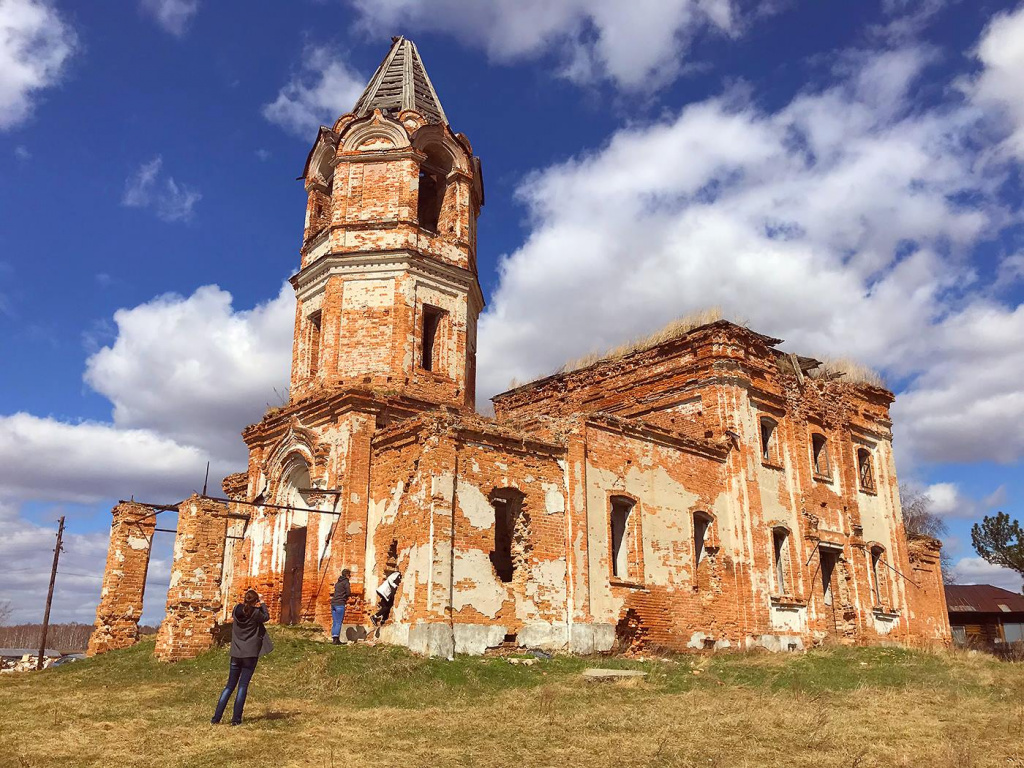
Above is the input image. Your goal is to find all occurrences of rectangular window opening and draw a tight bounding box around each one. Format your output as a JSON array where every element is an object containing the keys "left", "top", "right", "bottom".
[
  {"left": 491, "top": 497, "right": 514, "bottom": 583},
  {"left": 812, "top": 433, "right": 830, "bottom": 478},
  {"left": 858, "top": 448, "right": 875, "bottom": 490},
  {"left": 421, "top": 306, "right": 443, "bottom": 372},
  {"left": 308, "top": 311, "right": 322, "bottom": 377},
  {"left": 871, "top": 547, "right": 886, "bottom": 606},
  {"left": 760, "top": 418, "right": 776, "bottom": 463},
  {"left": 773, "top": 529, "right": 788, "bottom": 594},
  {"left": 610, "top": 498, "right": 634, "bottom": 579},
  {"left": 820, "top": 550, "right": 838, "bottom": 606}
]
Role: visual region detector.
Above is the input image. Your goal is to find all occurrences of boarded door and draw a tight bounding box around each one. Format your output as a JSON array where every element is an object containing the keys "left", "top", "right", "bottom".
[
  {"left": 281, "top": 527, "right": 307, "bottom": 625},
  {"left": 820, "top": 549, "right": 840, "bottom": 636}
]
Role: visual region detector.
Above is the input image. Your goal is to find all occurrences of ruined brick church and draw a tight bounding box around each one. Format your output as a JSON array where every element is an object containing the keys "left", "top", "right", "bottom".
[{"left": 89, "top": 37, "right": 950, "bottom": 661}]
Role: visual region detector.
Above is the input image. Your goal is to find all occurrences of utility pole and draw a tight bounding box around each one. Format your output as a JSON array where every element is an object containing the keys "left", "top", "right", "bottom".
[{"left": 38, "top": 516, "right": 65, "bottom": 671}]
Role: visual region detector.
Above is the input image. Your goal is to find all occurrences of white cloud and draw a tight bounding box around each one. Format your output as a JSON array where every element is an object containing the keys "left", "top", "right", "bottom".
[
  {"left": 473, "top": 27, "right": 1024, "bottom": 467},
  {"left": 966, "top": 3, "right": 1024, "bottom": 160},
  {"left": 922, "top": 482, "right": 977, "bottom": 519},
  {"left": 263, "top": 45, "right": 365, "bottom": 138},
  {"left": 951, "top": 556, "right": 1024, "bottom": 592},
  {"left": 140, "top": 0, "right": 199, "bottom": 36},
  {"left": 0, "top": 283, "right": 293, "bottom": 625},
  {"left": 0, "top": 413, "right": 207, "bottom": 504},
  {"left": 0, "top": 0, "right": 77, "bottom": 130},
  {"left": 122, "top": 156, "right": 202, "bottom": 223},
  {"left": 0, "top": 282, "right": 293, "bottom": 505},
  {"left": 13, "top": 144, "right": 29, "bottom": 160},
  {"left": 894, "top": 303, "right": 1024, "bottom": 465},
  {"left": 349, "top": 0, "right": 743, "bottom": 91},
  {"left": 0, "top": 500, "right": 174, "bottom": 625},
  {"left": 84, "top": 282, "right": 295, "bottom": 462}
]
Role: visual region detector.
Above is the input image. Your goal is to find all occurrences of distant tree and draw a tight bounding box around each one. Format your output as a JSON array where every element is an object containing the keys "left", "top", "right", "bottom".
[
  {"left": 0, "top": 600, "right": 11, "bottom": 626},
  {"left": 971, "top": 511, "right": 1024, "bottom": 581},
  {"left": 900, "top": 485, "right": 957, "bottom": 584},
  {"left": 901, "top": 485, "right": 949, "bottom": 539}
]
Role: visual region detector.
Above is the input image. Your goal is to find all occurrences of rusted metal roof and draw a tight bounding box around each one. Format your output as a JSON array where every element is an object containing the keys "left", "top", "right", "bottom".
[
  {"left": 352, "top": 36, "right": 448, "bottom": 125},
  {"left": 945, "top": 584, "right": 1024, "bottom": 614}
]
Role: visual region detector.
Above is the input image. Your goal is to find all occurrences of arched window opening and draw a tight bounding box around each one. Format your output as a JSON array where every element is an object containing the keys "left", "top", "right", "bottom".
[
  {"left": 417, "top": 145, "right": 454, "bottom": 234},
  {"left": 811, "top": 433, "right": 831, "bottom": 479},
  {"left": 870, "top": 546, "right": 888, "bottom": 607},
  {"left": 857, "top": 448, "right": 875, "bottom": 491},
  {"left": 772, "top": 527, "right": 790, "bottom": 594},
  {"left": 760, "top": 416, "right": 778, "bottom": 464},
  {"left": 490, "top": 490, "right": 528, "bottom": 583},
  {"left": 308, "top": 310, "right": 322, "bottom": 378},
  {"left": 610, "top": 497, "right": 635, "bottom": 579}
]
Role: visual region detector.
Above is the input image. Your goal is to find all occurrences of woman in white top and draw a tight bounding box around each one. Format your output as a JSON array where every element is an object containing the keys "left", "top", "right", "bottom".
[{"left": 370, "top": 571, "right": 402, "bottom": 627}]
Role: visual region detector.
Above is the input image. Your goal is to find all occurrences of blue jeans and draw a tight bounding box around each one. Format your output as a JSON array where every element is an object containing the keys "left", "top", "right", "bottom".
[
  {"left": 213, "top": 656, "right": 257, "bottom": 724},
  {"left": 331, "top": 605, "right": 347, "bottom": 638}
]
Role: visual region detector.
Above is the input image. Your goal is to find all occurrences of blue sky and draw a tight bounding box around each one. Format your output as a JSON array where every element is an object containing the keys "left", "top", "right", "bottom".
[{"left": 1, "top": 0, "right": 1023, "bottom": 625}]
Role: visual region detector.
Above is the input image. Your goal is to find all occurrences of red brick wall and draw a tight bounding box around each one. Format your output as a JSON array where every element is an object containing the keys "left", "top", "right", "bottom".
[
  {"left": 87, "top": 502, "right": 156, "bottom": 656},
  {"left": 155, "top": 496, "right": 229, "bottom": 662}
]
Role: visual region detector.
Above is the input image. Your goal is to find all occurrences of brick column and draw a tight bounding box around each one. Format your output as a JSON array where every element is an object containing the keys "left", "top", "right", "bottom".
[
  {"left": 87, "top": 502, "right": 156, "bottom": 656},
  {"left": 155, "top": 495, "right": 229, "bottom": 662}
]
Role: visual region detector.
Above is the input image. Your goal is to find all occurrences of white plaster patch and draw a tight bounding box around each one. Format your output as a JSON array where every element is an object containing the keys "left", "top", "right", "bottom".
[
  {"left": 346, "top": 521, "right": 363, "bottom": 535},
  {"left": 127, "top": 535, "right": 149, "bottom": 551},
  {"left": 432, "top": 472, "right": 454, "bottom": 501},
  {"left": 543, "top": 483, "right": 565, "bottom": 515},
  {"left": 451, "top": 549, "right": 506, "bottom": 618},
  {"left": 770, "top": 603, "right": 808, "bottom": 632},
  {"left": 382, "top": 481, "right": 405, "bottom": 524},
  {"left": 458, "top": 482, "right": 495, "bottom": 529}
]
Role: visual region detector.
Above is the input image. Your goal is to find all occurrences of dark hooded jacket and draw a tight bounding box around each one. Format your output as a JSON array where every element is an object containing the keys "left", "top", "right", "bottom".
[
  {"left": 230, "top": 603, "right": 270, "bottom": 659},
  {"left": 331, "top": 576, "right": 351, "bottom": 607}
]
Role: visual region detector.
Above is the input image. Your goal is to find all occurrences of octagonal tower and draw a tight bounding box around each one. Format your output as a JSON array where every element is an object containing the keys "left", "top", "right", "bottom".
[{"left": 290, "top": 36, "right": 485, "bottom": 411}]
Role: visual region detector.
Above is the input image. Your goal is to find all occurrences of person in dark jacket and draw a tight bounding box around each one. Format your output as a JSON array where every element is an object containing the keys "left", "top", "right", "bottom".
[
  {"left": 330, "top": 569, "right": 351, "bottom": 645},
  {"left": 211, "top": 589, "right": 270, "bottom": 726}
]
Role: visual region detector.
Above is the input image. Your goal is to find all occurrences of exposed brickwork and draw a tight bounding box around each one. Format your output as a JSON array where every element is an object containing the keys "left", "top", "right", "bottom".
[
  {"left": 93, "top": 37, "right": 949, "bottom": 661},
  {"left": 87, "top": 502, "right": 155, "bottom": 656},
  {"left": 154, "top": 495, "right": 229, "bottom": 662}
]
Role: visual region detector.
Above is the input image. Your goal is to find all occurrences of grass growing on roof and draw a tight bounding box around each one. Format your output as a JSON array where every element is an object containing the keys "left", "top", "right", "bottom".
[{"left": 2, "top": 629, "right": 1023, "bottom": 767}]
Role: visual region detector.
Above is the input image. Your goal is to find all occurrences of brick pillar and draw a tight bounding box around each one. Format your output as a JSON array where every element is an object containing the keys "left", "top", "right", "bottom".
[
  {"left": 87, "top": 502, "right": 156, "bottom": 656},
  {"left": 905, "top": 534, "right": 952, "bottom": 646},
  {"left": 155, "top": 495, "right": 229, "bottom": 662}
]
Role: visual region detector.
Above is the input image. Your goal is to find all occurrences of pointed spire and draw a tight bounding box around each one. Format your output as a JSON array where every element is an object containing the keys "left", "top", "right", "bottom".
[{"left": 352, "top": 36, "right": 449, "bottom": 125}]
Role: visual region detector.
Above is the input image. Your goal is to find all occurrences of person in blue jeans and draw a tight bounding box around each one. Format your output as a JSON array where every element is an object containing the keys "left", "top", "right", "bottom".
[
  {"left": 211, "top": 589, "right": 271, "bottom": 726},
  {"left": 331, "top": 569, "right": 351, "bottom": 644}
]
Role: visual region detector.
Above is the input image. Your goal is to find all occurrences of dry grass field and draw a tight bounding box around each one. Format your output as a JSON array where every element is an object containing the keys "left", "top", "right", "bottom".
[{"left": 2, "top": 628, "right": 1023, "bottom": 768}]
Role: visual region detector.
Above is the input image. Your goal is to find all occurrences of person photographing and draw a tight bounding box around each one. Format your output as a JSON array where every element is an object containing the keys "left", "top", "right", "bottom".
[{"left": 211, "top": 588, "right": 272, "bottom": 726}]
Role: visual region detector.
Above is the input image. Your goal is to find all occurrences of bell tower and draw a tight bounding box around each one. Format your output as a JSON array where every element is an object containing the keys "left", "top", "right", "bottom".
[{"left": 289, "top": 37, "right": 484, "bottom": 410}]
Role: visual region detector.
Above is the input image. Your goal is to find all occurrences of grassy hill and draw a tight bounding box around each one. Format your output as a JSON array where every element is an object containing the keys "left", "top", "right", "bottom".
[{"left": 2, "top": 628, "right": 1023, "bottom": 767}]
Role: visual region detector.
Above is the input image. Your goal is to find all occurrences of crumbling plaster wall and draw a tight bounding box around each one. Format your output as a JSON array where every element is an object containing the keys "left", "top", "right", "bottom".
[
  {"left": 495, "top": 322, "right": 949, "bottom": 651},
  {"left": 367, "top": 415, "right": 584, "bottom": 657},
  {"left": 583, "top": 422, "right": 743, "bottom": 651}
]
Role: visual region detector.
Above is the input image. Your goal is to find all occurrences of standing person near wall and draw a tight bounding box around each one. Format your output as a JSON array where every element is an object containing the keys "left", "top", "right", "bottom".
[
  {"left": 211, "top": 589, "right": 272, "bottom": 726},
  {"left": 370, "top": 571, "right": 402, "bottom": 628},
  {"left": 331, "top": 569, "right": 351, "bottom": 645}
]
